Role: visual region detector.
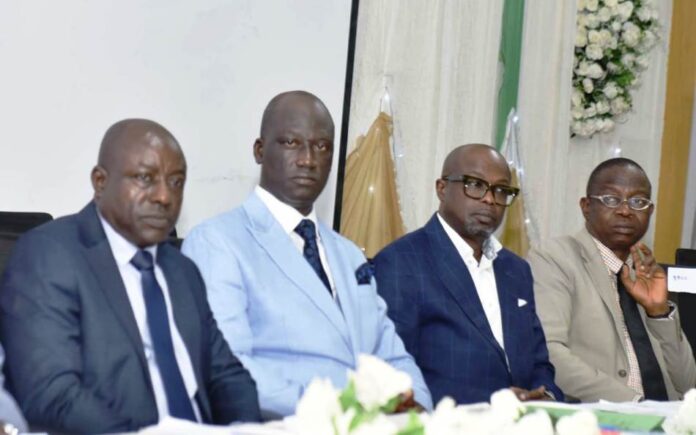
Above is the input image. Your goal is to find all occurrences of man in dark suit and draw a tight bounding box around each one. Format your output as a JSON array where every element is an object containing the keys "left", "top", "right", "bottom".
[
  {"left": 0, "top": 119, "right": 260, "bottom": 433},
  {"left": 374, "top": 144, "right": 562, "bottom": 405}
]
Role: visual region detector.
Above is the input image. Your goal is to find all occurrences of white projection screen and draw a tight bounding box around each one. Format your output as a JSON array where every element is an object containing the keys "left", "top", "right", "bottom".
[{"left": 0, "top": 0, "right": 355, "bottom": 235}]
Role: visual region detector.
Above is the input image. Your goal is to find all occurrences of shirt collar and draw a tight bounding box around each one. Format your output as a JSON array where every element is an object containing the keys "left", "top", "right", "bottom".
[
  {"left": 436, "top": 213, "right": 502, "bottom": 263},
  {"left": 98, "top": 212, "right": 158, "bottom": 267},
  {"left": 590, "top": 236, "right": 632, "bottom": 275},
  {"left": 255, "top": 185, "right": 320, "bottom": 238}
]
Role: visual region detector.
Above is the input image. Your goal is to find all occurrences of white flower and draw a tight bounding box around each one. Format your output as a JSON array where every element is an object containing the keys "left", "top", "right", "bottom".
[
  {"left": 577, "top": 13, "right": 588, "bottom": 29},
  {"left": 611, "top": 20, "right": 622, "bottom": 32},
  {"left": 585, "top": 13, "right": 600, "bottom": 28},
  {"left": 571, "top": 88, "right": 585, "bottom": 107},
  {"left": 610, "top": 96, "right": 629, "bottom": 114},
  {"left": 603, "top": 82, "right": 619, "bottom": 99},
  {"left": 587, "top": 30, "right": 601, "bottom": 44},
  {"left": 636, "top": 55, "right": 650, "bottom": 70},
  {"left": 642, "top": 30, "right": 657, "bottom": 49},
  {"left": 490, "top": 389, "right": 525, "bottom": 422},
  {"left": 637, "top": 6, "right": 653, "bottom": 22},
  {"left": 509, "top": 411, "right": 554, "bottom": 435},
  {"left": 601, "top": 117, "right": 615, "bottom": 132},
  {"left": 598, "top": 7, "right": 612, "bottom": 22},
  {"left": 291, "top": 378, "right": 342, "bottom": 435},
  {"left": 622, "top": 22, "right": 641, "bottom": 47},
  {"left": 576, "top": 28, "right": 588, "bottom": 47},
  {"left": 585, "top": 44, "right": 604, "bottom": 60},
  {"left": 621, "top": 52, "right": 636, "bottom": 66},
  {"left": 576, "top": 61, "right": 590, "bottom": 76},
  {"left": 605, "top": 0, "right": 619, "bottom": 8},
  {"left": 557, "top": 410, "right": 601, "bottom": 435},
  {"left": 596, "top": 98, "right": 610, "bottom": 114},
  {"left": 598, "top": 29, "right": 613, "bottom": 46},
  {"left": 584, "top": 103, "right": 597, "bottom": 118},
  {"left": 617, "top": 1, "right": 634, "bottom": 22},
  {"left": 663, "top": 389, "right": 696, "bottom": 435},
  {"left": 586, "top": 63, "right": 604, "bottom": 79},
  {"left": 585, "top": 0, "right": 599, "bottom": 12},
  {"left": 350, "top": 414, "right": 398, "bottom": 435},
  {"left": 607, "top": 62, "right": 620, "bottom": 73},
  {"left": 349, "top": 354, "right": 412, "bottom": 410},
  {"left": 582, "top": 78, "right": 594, "bottom": 94},
  {"left": 577, "top": 0, "right": 587, "bottom": 12}
]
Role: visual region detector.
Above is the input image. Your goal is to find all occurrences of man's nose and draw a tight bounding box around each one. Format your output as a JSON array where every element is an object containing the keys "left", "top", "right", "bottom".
[
  {"left": 296, "top": 142, "right": 317, "bottom": 167},
  {"left": 150, "top": 178, "right": 172, "bottom": 206}
]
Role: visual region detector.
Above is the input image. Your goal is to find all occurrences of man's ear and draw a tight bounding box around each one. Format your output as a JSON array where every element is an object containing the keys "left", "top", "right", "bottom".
[
  {"left": 91, "top": 166, "right": 107, "bottom": 199},
  {"left": 580, "top": 196, "right": 590, "bottom": 221},
  {"left": 436, "top": 178, "right": 446, "bottom": 202},
  {"left": 253, "top": 138, "right": 264, "bottom": 164}
]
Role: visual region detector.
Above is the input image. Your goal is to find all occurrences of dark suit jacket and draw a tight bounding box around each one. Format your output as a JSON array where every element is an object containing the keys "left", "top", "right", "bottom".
[
  {"left": 0, "top": 203, "right": 260, "bottom": 433},
  {"left": 374, "top": 214, "right": 562, "bottom": 405}
]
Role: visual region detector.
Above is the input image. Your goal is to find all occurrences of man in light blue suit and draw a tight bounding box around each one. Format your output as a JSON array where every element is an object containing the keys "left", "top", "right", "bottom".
[{"left": 182, "top": 91, "right": 431, "bottom": 417}]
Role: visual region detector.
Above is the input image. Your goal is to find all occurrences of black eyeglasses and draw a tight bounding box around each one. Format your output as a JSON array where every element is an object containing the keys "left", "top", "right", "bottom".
[
  {"left": 441, "top": 174, "right": 519, "bottom": 206},
  {"left": 589, "top": 195, "right": 653, "bottom": 211}
]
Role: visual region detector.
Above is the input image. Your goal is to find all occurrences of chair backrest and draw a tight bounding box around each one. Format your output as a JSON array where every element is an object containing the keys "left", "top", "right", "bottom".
[
  {"left": 0, "top": 212, "right": 53, "bottom": 277},
  {"left": 675, "top": 248, "right": 696, "bottom": 360}
]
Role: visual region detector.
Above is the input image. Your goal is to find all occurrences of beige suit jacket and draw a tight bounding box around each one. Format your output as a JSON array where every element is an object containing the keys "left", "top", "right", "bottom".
[{"left": 527, "top": 228, "right": 696, "bottom": 402}]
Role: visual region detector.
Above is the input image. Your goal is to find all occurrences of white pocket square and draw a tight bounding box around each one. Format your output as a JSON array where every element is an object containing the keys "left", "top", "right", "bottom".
[{"left": 517, "top": 298, "right": 528, "bottom": 307}]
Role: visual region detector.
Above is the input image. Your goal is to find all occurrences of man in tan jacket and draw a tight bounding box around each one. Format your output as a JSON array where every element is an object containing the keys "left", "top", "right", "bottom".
[{"left": 528, "top": 158, "right": 696, "bottom": 402}]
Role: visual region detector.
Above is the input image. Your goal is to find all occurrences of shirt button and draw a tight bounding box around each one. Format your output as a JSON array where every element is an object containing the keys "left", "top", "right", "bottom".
[{"left": 618, "top": 369, "right": 627, "bottom": 377}]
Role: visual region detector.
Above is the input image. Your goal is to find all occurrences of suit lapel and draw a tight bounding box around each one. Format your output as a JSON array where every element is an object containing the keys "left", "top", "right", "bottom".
[
  {"left": 158, "top": 246, "right": 211, "bottom": 422},
  {"left": 242, "top": 195, "right": 351, "bottom": 350},
  {"left": 575, "top": 230, "right": 626, "bottom": 340},
  {"left": 494, "top": 254, "right": 522, "bottom": 369},
  {"left": 158, "top": 246, "right": 202, "bottom": 383},
  {"left": 319, "top": 223, "right": 358, "bottom": 355},
  {"left": 424, "top": 215, "right": 505, "bottom": 359},
  {"left": 78, "top": 203, "right": 148, "bottom": 371}
]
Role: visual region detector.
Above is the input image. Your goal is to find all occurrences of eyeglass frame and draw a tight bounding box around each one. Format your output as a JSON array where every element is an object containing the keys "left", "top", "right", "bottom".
[
  {"left": 441, "top": 174, "right": 520, "bottom": 207},
  {"left": 588, "top": 194, "right": 653, "bottom": 211}
]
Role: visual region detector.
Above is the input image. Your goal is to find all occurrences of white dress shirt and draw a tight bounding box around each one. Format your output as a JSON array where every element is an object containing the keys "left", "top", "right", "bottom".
[
  {"left": 255, "top": 186, "right": 336, "bottom": 298},
  {"left": 437, "top": 213, "right": 505, "bottom": 351},
  {"left": 99, "top": 215, "right": 200, "bottom": 421}
]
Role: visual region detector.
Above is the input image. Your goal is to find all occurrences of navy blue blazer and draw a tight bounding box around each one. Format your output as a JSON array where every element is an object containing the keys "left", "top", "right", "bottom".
[
  {"left": 374, "top": 214, "right": 562, "bottom": 405},
  {"left": 0, "top": 203, "right": 260, "bottom": 433}
]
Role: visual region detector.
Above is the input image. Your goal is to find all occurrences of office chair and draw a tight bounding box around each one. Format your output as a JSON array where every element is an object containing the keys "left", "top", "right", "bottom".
[{"left": 0, "top": 212, "right": 53, "bottom": 276}]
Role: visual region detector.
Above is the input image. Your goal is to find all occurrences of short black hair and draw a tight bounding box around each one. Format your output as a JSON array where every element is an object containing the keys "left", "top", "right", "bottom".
[{"left": 586, "top": 157, "right": 650, "bottom": 195}]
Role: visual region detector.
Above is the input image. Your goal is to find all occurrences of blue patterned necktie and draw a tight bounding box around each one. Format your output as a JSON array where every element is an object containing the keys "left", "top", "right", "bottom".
[
  {"left": 294, "top": 219, "right": 332, "bottom": 294},
  {"left": 131, "top": 250, "right": 197, "bottom": 421}
]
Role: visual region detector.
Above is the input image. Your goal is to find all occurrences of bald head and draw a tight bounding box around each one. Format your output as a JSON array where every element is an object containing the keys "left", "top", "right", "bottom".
[
  {"left": 441, "top": 144, "right": 509, "bottom": 179},
  {"left": 259, "top": 91, "right": 334, "bottom": 139},
  {"left": 98, "top": 119, "right": 182, "bottom": 170}
]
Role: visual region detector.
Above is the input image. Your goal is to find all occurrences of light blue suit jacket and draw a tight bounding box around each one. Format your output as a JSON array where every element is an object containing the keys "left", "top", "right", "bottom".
[{"left": 182, "top": 193, "right": 431, "bottom": 416}]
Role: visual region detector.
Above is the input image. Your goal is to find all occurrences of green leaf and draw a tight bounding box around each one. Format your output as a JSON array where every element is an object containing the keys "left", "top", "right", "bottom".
[
  {"left": 339, "top": 381, "right": 361, "bottom": 412},
  {"left": 397, "top": 412, "right": 425, "bottom": 435},
  {"left": 380, "top": 396, "right": 402, "bottom": 414}
]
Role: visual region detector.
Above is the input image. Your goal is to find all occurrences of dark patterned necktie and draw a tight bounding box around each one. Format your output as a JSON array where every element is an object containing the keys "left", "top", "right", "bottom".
[
  {"left": 294, "top": 219, "right": 332, "bottom": 294},
  {"left": 131, "top": 250, "right": 197, "bottom": 420},
  {"left": 616, "top": 271, "right": 668, "bottom": 400}
]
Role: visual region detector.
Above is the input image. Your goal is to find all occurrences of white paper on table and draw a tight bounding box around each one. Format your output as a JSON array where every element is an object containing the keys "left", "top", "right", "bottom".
[
  {"left": 136, "top": 417, "right": 233, "bottom": 435},
  {"left": 667, "top": 267, "right": 696, "bottom": 294},
  {"left": 586, "top": 400, "right": 681, "bottom": 417}
]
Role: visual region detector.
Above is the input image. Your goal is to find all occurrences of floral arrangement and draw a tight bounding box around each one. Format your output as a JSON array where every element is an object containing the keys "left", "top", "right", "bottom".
[
  {"left": 287, "top": 354, "right": 601, "bottom": 435},
  {"left": 663, "top": 388, "right": 696, "bottom": 435},
  {"left": 571, "top": 0, "right": 660, "bottom": 138}
]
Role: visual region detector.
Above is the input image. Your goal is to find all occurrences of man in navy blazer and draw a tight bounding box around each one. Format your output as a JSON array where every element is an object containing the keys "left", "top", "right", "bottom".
[
  {"left": 0, "top": 119, "right": 260, "bottom": 433},
  {"left": 374, "top": 144, "right": 562, "bottom": 405}
]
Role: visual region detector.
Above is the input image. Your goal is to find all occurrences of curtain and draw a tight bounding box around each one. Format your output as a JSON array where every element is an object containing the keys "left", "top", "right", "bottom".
[
  {"left": 340, "top": 113, "right": 405, "bottom": 258},
  {"left": 517, "top": 0, "right": 673, "bottom": 246},
  {"left": 348, "top": 0, "right": 504, "bottom": 231}
]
